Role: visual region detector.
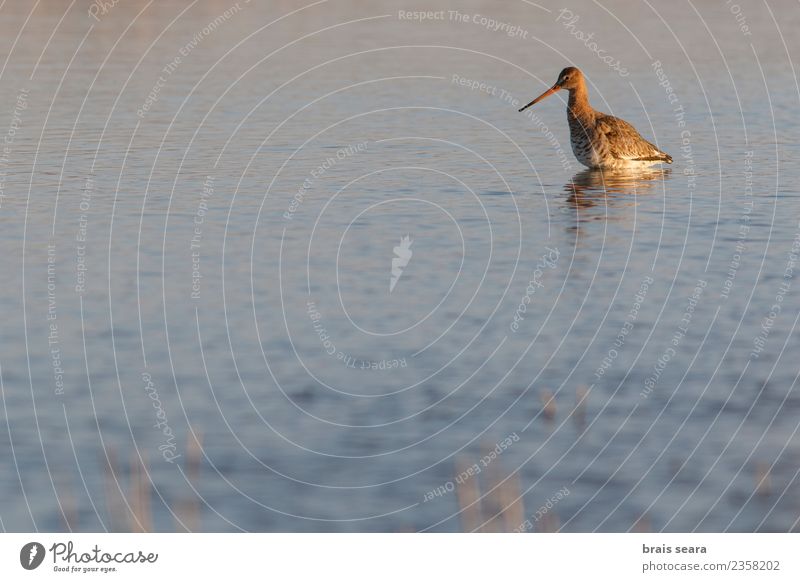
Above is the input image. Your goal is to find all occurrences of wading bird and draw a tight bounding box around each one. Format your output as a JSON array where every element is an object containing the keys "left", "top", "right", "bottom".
[{"left": 519, "top": 67, "right": 672, "bottom": 169}]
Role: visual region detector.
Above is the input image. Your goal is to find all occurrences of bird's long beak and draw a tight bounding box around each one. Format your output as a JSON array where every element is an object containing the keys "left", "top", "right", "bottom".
[{"left": 518, "top": 84, "right": 561, "bottom": 112}]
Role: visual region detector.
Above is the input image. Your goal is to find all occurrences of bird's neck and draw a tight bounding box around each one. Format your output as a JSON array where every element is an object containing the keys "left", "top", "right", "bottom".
[{"left": 567, "top": 83, "right": 593, "bottom": 121}]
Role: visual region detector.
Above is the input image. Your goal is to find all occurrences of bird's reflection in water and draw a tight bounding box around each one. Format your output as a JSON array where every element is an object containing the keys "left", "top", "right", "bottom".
[{"left": 562, "top": 168, "right": 671, "bottom": 221}]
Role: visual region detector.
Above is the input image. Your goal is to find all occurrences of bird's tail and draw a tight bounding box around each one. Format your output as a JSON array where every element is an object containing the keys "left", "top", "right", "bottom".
[{"left": 636, "top": 152, "right": 672, "bottom": 163}]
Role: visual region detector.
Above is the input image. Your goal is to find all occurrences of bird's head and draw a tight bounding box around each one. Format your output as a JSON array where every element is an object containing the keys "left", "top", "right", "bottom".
[
  {"left": 519, "top": 67, "right": 584, "bottom": 112},
  {"left": 554, "top": 67, "right": 583, "bottom": 90}
]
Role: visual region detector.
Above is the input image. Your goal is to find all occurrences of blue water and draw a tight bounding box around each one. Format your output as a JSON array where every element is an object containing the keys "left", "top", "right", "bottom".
[{"left": 1, "top": 0, "right": 799, "bottom": 532}]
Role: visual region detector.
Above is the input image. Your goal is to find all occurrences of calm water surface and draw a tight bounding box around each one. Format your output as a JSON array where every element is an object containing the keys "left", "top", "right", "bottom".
[{"left": 1, "top": 0, "right": 799, "bottom": 532}]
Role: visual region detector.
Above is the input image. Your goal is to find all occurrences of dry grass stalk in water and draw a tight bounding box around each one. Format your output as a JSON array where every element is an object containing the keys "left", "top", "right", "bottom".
[
  {"left": 129, "top": 452, "right": 152, "bottom": 533},
  {"left": 102, "top": 447, "right": 127, "bottom": 532},
  {"left": 455, "top": 456, "right": 483, "bottom": 532},
  {"left": 175, "top": 431, "right": 203, "bottom": 532},
  {"left": 102, "top": 431, "right": 202, "bottom": 533},
  {"left": 536, "top": 511, "right": 560, "bottom": 533},
  {"left": 540, "top": 389, "right": 556, "bottom": 421},
  {"left": 633, "top": 513, "right": 652, "bottom": 533},
  {"left": 55, "top": 471, "right": 78, "bottom": 532},
  {"left": 755, "top": 462, "right": 772, "bottom": 497},
  {"left": 455, "top": 455, "right": 524, "bottom": 533},
  {"left": 573, "top": 385, "right": 589, "bottom": 428}
]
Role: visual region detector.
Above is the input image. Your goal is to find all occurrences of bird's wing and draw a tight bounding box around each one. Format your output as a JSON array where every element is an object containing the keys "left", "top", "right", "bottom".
[{"left": 596, "top": 114, "right": 672, "bottom": 163}]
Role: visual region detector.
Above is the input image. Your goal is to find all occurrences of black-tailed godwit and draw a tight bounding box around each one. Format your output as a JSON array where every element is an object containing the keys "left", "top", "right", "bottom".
[{"left": 519, "top": 67, "right": 672, "bottom": 170}]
